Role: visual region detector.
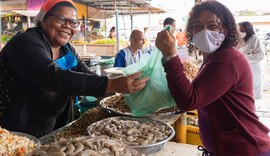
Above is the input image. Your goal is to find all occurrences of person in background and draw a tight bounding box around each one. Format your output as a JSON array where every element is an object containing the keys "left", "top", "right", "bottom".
[
  {"left": 114, "top": 29, "right": 149, "bottom": 67},
  {"left": 238, "top": 21, "right": 265, "bottom": 99},
  {"left": 163, "top": 17, "right": 176, "bottom": 34},
  {"left": 143, "top": 27, "right": 150, "bottom": 39},
  {"left": 0, "top": 0, "right": 149, "bottom": 137},
  {"left": 155, "top": 1, "right": 270, "bottom": 155},
  {"left": 143, "top": 27, "right": 153, "bottom": 52},
  {"left": 176, "top": 28, "right": 187, "bottom": 47},
  {"left": 108, "top": 26, "right": 116, "bottom": 38}
]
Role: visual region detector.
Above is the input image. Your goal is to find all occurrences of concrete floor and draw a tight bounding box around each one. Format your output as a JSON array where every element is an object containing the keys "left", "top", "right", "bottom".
[{"left": 256, "top": 59, "right": 270, "bottom": 130}]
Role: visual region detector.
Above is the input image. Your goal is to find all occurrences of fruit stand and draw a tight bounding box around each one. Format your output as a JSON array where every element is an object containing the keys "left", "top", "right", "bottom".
[
  {"left": 73, "top": 44, "right": 117, "bottom": 56},
  {"left": 72, "top": 38, "right": 127, "bottom": 57}
]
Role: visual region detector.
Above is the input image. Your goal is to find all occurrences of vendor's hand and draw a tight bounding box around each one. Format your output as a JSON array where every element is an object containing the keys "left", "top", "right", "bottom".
[
  {"left": 106, "top": 72, "right": 149, "bottom": 94},
  {"left": 155, "top": 30, "right": 177, "bottom": 57}
]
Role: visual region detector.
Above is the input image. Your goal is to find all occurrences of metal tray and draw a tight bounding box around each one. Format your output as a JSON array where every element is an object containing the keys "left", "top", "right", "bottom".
[
  {"left": 99, "top": 95, "right": 183, "bottom": 124},
  {"left": 12, "top": 131, "right": 41, "bottom": 147},
  {"left": 87, "top": 116, "right": 175, "bottom": 154}
]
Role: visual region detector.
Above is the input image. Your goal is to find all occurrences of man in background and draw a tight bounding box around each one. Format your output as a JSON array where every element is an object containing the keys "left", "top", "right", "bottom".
[
  {"left": 163, "top": 17, "right": 176, "bottom": 34},
  {"left": 114, "top": 29, "right": 149, "bottom": 67}
]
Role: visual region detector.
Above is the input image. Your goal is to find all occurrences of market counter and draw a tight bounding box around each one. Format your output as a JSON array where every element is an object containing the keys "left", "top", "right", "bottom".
[
  {"left": 149, "top": 141, "right": 201, "bottom": 156},
  {"left": 73, "top": 43, "right": 127, "bottom": 57},
  {"left": 73, "top": 44, "right": 117, "bottom": 56}
]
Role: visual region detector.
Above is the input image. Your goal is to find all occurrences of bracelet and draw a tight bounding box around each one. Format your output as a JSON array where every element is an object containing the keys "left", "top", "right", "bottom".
[{"left": 161, "top": 54, "right": 177, "bottom": 64}]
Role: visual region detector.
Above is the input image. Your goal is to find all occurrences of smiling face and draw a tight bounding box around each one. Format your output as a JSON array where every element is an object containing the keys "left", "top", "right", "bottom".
[{"left": 42, "top": 6, "right": 78, "bottom": 48}]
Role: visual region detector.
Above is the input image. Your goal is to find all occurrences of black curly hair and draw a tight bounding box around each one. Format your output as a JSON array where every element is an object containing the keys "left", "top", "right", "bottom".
[
  {"left": 185, "top": 0, "right": 239, "bottom": 54},
  {"left": 238, "top": 21, "right": 255, "bottom": 42}
]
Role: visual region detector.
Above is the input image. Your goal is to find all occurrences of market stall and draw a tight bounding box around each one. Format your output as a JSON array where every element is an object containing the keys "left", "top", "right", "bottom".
[
  {"left": 0, "top": 101, "right": 201, "bottom": 155},
  {"left": 0, "top": 1, "right": 204, "bottom": 155},
  {"left": 0, "top": 10, "right": 38, "bottom": 50},
  {"left": 0, "top": 59, "right": 202, "bottom": 155},
  {"left": 34, "top": 61, "right": 201, "bottom": 155},
  {"left": 71, "top": 0, "right": 165, "bottom": 57}
]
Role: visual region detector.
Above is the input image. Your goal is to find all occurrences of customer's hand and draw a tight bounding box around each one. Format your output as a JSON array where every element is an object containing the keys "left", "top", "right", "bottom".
[
  {"left": 106, "top": 72, "right": 149, "bottom": 94},
  {"left": 155, "top": 30, "right": 177, "bottom": 57}
]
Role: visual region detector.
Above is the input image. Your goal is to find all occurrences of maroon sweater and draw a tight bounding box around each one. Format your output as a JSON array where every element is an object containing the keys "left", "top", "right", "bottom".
[{"left": 163, "top": 48, "right": 270, "bottom": 155}]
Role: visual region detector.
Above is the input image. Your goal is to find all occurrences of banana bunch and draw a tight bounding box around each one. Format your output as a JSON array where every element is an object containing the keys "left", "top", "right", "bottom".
[
  {"left": 1, "top": 35, "right": 12, "bottom": 43},
  {"left": 71, "top": 40, "right": 89, "bottom": 44},
  {"left": 91, "top": 38, "right": 126, "bottom": 45},
  {"left": 92, "top": 38, "right": 117, "bottom": 45}
]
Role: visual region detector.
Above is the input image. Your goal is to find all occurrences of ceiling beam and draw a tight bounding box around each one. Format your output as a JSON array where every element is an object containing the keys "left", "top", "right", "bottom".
[{"left": 0, "top": 0, "right": 26, "bottom": 6}]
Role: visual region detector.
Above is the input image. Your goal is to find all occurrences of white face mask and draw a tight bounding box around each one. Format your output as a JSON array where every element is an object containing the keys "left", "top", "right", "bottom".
[
  {"left": 239, "top": 32, "right": 246, "bottom": 38},
  {"left": 193, "top": 29, "right": 225, "bottom": 54}
]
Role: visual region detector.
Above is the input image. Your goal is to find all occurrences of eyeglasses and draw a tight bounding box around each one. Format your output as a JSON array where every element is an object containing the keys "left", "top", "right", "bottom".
[
  {"left": 193, "top": 22, "right": 221, "bottom": 33},
  {"left": 50, "top": 15, "right": 80, "bottom": 28}
]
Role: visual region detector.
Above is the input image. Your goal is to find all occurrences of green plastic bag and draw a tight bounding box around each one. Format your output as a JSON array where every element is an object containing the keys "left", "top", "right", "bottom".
[{"left": 122, "top": 48, "right": 176, "bottom": 116}]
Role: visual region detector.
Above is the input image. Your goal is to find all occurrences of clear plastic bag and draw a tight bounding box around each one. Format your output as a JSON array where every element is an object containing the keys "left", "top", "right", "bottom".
[{"left": 122, "top": 47, "right": 176, "bottom": 116}]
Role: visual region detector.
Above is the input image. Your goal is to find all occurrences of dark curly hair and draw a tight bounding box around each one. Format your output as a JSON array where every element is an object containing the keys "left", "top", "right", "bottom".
[
  {"left": 185, "top": 0, "right": 239, "bottom": 54},
  {"left": 163, "top": 17, "right": 176, "bottom": 27},
  {"left": 238, "top": 21, "right": 255, "bottom": 42}
]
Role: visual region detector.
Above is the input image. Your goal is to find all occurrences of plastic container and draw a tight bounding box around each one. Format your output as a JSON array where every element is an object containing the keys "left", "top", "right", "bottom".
[
  {"left": 175, "top": 113, "right": 187, "bottom": 143},
  {"left": 99, "top": 58, "right": 115, "bottom": 76},
  {"left": 175, "top": 112, "right": 202, "bottom": 146},
  {"left": 187, "top": 110, "right": 198, "bottom": 116},
  {"left": 89, "top": 65, "right": 101, "bottom": 75},
  {"left": 75, "top": 96, "right": 97, "bottom": 115},
  {"left": 186, "top": 125, "right": 202, "bottom": 146}
]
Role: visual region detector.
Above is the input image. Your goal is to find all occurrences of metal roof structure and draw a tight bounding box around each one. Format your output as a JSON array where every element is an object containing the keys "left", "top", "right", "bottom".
[
  {"left": 71, "top": 0, "right": 165, "bottom": 53},
  {"left": 74, "top": 0, "right": 165, "bottom": 16},
  {"left": 0, "top": 0, "right": 27, "bottom": 12},
  {"left": 0, "top": 0, "right": 165, "bottom": 18}
]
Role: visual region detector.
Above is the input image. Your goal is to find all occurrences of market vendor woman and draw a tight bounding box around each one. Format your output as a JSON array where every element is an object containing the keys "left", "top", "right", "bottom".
[
  {"left": 155, "top": 1, "right": 270, "bottom": 156},
  {"left": 0, "top": 0, "right": 149, "bottom": 137}
]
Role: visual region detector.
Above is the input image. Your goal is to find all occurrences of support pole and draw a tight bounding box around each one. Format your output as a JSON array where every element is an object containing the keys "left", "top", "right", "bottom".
[
  {"left": 130, "top": 4, "right": 133, "bottom": 31},
  {"left": 148, "top": 11, "right": 151, "bottom": 30},
  {"left": 130, "top": 14, "right": 133, "bottom": 31},
  {"left": 105, "top": 19, "right": 107, "bottom": 38},
  {"left": 27, "top": 16, "right": 31, "bottom": 28},
  {"left": 114, "top": 0, "right": 119, "bottom": 52},
  {"left": 83, "top": 15, "right": 86, "bottom": 42}
]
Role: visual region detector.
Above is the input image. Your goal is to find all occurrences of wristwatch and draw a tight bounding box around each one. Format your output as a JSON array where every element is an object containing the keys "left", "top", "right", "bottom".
[{"left": 161, "top": 54, "right": 177, "bottom": 64}]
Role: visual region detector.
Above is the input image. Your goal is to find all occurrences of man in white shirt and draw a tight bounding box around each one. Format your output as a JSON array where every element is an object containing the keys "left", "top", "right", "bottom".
[{"left": 114, "top": 29, "right": 150, "bottom": 67}]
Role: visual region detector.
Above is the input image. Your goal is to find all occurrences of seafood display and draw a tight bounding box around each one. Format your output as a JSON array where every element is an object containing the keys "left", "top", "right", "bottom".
[
  {"left": 31, "top": 136, "right": 141, "bottom": 156},
  {"left": 38, "top": 108, "right": 175, "bottom": 155},
  {"left": 30, "top": 62, "right": 199, "bottom": 156},
  {"left": 0, "top": 127, "right": 37, "bottom": 155},
  {"left": 39, "top": 107, "right": 112, "bottom": 144},
  {"left": 87, "top": 117, "right": 174, "bottom": 146}
]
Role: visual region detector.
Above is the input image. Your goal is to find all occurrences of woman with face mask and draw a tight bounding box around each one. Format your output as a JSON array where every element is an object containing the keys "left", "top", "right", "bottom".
[
  {"left": 238, "top": 21, "right": 264, "bottom": 99},
  {"left": 155, "top": 1, "right": 270, "bottom": 156}
]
